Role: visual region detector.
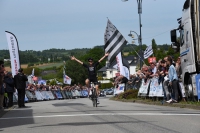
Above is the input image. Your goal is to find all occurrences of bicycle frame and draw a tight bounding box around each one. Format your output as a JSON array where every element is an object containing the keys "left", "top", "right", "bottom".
[{"left": 90, "top": 82, "right": 97, "bottom": 107}]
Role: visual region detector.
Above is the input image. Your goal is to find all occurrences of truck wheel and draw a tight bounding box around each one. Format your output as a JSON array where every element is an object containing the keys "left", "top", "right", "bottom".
[{"left": 186, "top": 76, "right": 196, "bottom": 101}]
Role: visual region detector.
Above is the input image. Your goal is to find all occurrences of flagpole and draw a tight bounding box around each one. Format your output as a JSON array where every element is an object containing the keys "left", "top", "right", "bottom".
[
  {"left": 128, "top": 43, "right": 145, "bottom": 64},
  {"left": 121, "top": 0, "right": 143, "bottom": 69}
]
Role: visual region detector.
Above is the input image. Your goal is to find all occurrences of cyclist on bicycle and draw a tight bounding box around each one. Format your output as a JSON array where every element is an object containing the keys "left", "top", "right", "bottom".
[{"left": 70, "top": 53, "right": 109, "bottom": 104}]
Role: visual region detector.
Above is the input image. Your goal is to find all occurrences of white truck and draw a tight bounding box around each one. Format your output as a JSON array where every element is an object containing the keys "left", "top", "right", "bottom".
[{"left": 170, "top": 0, "right": 199, "bottom": 100}]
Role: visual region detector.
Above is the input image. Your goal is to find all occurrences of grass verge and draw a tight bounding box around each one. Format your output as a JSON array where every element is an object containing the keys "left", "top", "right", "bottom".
[{"left": 110, "top": 90, "right": 200, "bottom": 110}]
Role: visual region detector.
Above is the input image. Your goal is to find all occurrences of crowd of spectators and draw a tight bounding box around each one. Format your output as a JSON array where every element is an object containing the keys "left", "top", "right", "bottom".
[
  {"left": 113, "top": 55, "right": 183, "bottom": 103},
  {"left": 0, "top": 59, "right": 90, "bottom": 110},
  {"left": 0, "top": 56, "right": 183, "bottom": 109},
  {"left": 26, "top": 83, "right": 88, "bottom": 94}
]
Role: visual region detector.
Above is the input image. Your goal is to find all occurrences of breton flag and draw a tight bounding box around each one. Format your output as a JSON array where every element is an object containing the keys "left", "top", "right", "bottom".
[
  {"left": 104, "top": 19, "right": 127, "bottom": 63},
  {"left": 5, "top": 31, "right": 21, "bottom": 76},
  {"left": 144, "top": 45, "right": 153, "bottom": 59},
  {"left": 63, "top": 68, "right": 71, "bottom": 85}
]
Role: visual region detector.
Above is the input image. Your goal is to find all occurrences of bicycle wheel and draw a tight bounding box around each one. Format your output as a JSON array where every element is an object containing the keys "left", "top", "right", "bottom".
[
  {"left": 93, "top": 88, "right": 97, "bottom": 107},
  {"left": 92, "top": 89, "right": 95, "bottom": 107}
]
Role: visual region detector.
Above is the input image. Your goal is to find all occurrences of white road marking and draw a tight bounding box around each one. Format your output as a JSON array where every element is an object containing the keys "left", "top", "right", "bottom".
[{"left": 0, "top": 113, "right": 200, "bottom": 120}]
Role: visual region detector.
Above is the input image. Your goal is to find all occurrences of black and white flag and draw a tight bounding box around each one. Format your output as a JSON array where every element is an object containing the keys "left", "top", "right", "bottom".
[
  {"left": 104, "top": 19, "right": 127, "bottom": 63},
  {"left": 144, "top": 45, "right": 153, "bottom": 59}
]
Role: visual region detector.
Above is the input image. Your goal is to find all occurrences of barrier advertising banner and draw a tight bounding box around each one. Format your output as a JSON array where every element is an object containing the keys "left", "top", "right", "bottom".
[
  {"left": 149, "top": 77, "right": 164, "bottom": 97},
  {"left": 138, "top": 79, "right": 151, "bottom": 95},
  {"left": 5, "top": 31, "right": 20, "bottom": 76},
  {"left": 195, "top": 74, "right": 200, "bottom": 100},
  {"left": 179, "top": 82, "right": 186, "bottom": 98},
  {"left": 114, "top": 83, "right": 125, "bottom": 95}
]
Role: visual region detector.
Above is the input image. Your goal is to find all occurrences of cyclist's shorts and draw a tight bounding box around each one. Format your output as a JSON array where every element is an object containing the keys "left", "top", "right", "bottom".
[{"left": 89, "top": 77, "right": 98, "bottom": 85}]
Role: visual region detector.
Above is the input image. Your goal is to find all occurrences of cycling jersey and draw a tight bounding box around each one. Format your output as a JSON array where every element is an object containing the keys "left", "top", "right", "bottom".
[{"left": 83, "top": 62, "right": 99, "bottom": 82}]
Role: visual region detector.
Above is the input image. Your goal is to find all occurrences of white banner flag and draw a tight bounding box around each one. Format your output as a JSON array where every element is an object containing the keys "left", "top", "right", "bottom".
[
  {"left": 144, "top": 45, "right": 153, "bottom": 59},
  {"left": 5, "top": 31, "right": 20, "bottom": 76},
  {"left": 116, "top": 52, "right": 129, "bottom": 80}
]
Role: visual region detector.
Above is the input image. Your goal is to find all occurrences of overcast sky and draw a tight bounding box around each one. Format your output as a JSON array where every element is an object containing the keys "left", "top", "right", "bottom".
[{"left": 0, "top": 0, "right": 185, "bottom": 51}]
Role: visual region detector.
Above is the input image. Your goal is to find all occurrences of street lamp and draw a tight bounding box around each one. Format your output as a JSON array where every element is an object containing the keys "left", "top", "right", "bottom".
[
  {"left": 122, "top": 0, "right": 143, "bottom": 69},
  {"left": 128, "top": 30, "right": 139, "bottom": 43},
  {"left": 128, "top": 31, "right": 143, "bottom": 69}
]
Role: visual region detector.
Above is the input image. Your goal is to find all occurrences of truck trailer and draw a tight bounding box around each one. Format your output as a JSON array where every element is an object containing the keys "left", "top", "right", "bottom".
[{"left": 170, "top": 0, "right": 199, "bottom": 100}]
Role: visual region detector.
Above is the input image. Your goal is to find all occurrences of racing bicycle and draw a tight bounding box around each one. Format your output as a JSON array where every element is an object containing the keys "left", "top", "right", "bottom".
[{"left": 90, "top": 82, "right": 98, "bottom": 107}]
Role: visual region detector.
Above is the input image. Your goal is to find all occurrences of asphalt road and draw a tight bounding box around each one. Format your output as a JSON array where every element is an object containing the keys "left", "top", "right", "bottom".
[{"left": 0, "top": 96, "right": 200, "bottom": 133}]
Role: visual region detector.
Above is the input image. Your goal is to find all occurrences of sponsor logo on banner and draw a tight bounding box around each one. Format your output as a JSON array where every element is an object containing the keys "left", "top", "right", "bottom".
[
  {"left": 148, "top": 57, "right": 156, "bottom": 64},
  {"left": 138, "top": 79, "right": 151, "bottom": 95},
  {"left": 38, "top": 80, "right": 46, "bottom": 85},
  {"left": 114, "top": 84, "right": 125, "bottom": 95},
  {"left": 195, "top": 74, "right": 200, "bottom": 100},
  {"left": 149, "top": 78, "right": 164, "bottom": 97},
  {"left": 5, "top": 31, "right": 20, "bottom": 76}
]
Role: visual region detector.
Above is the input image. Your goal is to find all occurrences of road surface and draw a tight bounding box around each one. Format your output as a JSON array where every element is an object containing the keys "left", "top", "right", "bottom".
[{"left": 0, "top": 96, "right": 200, "bottom": 133}]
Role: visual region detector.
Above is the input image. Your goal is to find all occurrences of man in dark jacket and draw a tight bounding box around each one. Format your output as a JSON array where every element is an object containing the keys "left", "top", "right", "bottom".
[
  {"left": 14, "top": 68, "right": 28, "bottom": 108},
  {"left": 4, "top": 72, "right": 15, "bottom": 107}
]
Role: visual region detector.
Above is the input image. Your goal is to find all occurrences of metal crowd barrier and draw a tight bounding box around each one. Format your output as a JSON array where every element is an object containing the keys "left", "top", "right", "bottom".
[
  {"left": 12, "top": 90, "right": 89, "bottom": 103},
  {"left": 137, "top": 77, "right": 186, "bottom": 98}
]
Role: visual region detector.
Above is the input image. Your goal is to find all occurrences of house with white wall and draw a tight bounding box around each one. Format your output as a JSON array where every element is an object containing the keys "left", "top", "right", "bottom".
[{"left": 97, "top": 55, "right": 138, "bottom": 80}]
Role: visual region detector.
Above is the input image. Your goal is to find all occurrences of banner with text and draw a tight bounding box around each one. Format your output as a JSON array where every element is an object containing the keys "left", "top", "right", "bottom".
[
  {"left": 149, "top": 77, "right": 164, "bottom": 97},
  {"left": 114, "top": 83, "right": 125, "bottom": 95},
  {"left": 138, "top": 79, "right": 151, "bottom": 95},
  {"left": 5, "top": 31, "right": 20, "bottom": 76}
]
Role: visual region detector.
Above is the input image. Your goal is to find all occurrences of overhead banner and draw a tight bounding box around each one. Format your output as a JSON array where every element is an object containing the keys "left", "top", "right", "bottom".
[{"left": 5, "top": 31, "right": 20, "bottom": 76}]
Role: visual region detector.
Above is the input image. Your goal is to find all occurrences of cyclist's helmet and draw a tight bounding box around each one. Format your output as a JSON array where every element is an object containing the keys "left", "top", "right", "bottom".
[{"left": 88, "top": 57, "right": 93, "bottom": 62}]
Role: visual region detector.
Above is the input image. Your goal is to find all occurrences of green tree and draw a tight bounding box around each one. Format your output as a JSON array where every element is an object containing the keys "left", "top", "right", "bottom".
[
  {"left": 63, "top": 47, "right": 106, "bottom": 85},
  {"left": 152, "top": 38, "right": 157, "bottom": 51}
]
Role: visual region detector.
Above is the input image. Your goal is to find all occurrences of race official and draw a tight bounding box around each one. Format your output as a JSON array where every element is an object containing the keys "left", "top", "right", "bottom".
[{"left": 14, "top": 68, "right": 28, "bottom": 108}]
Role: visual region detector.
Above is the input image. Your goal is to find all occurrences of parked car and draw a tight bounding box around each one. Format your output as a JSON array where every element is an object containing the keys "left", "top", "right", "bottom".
[
  {"left": 106, "top": 88, "right": 114, "bottom": 95},
  {"left": 99, "top": 90, "right": 106, "bottom": 97},
  {"left": 103, "top": 88, "right": 108, "bottom": 94}
]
